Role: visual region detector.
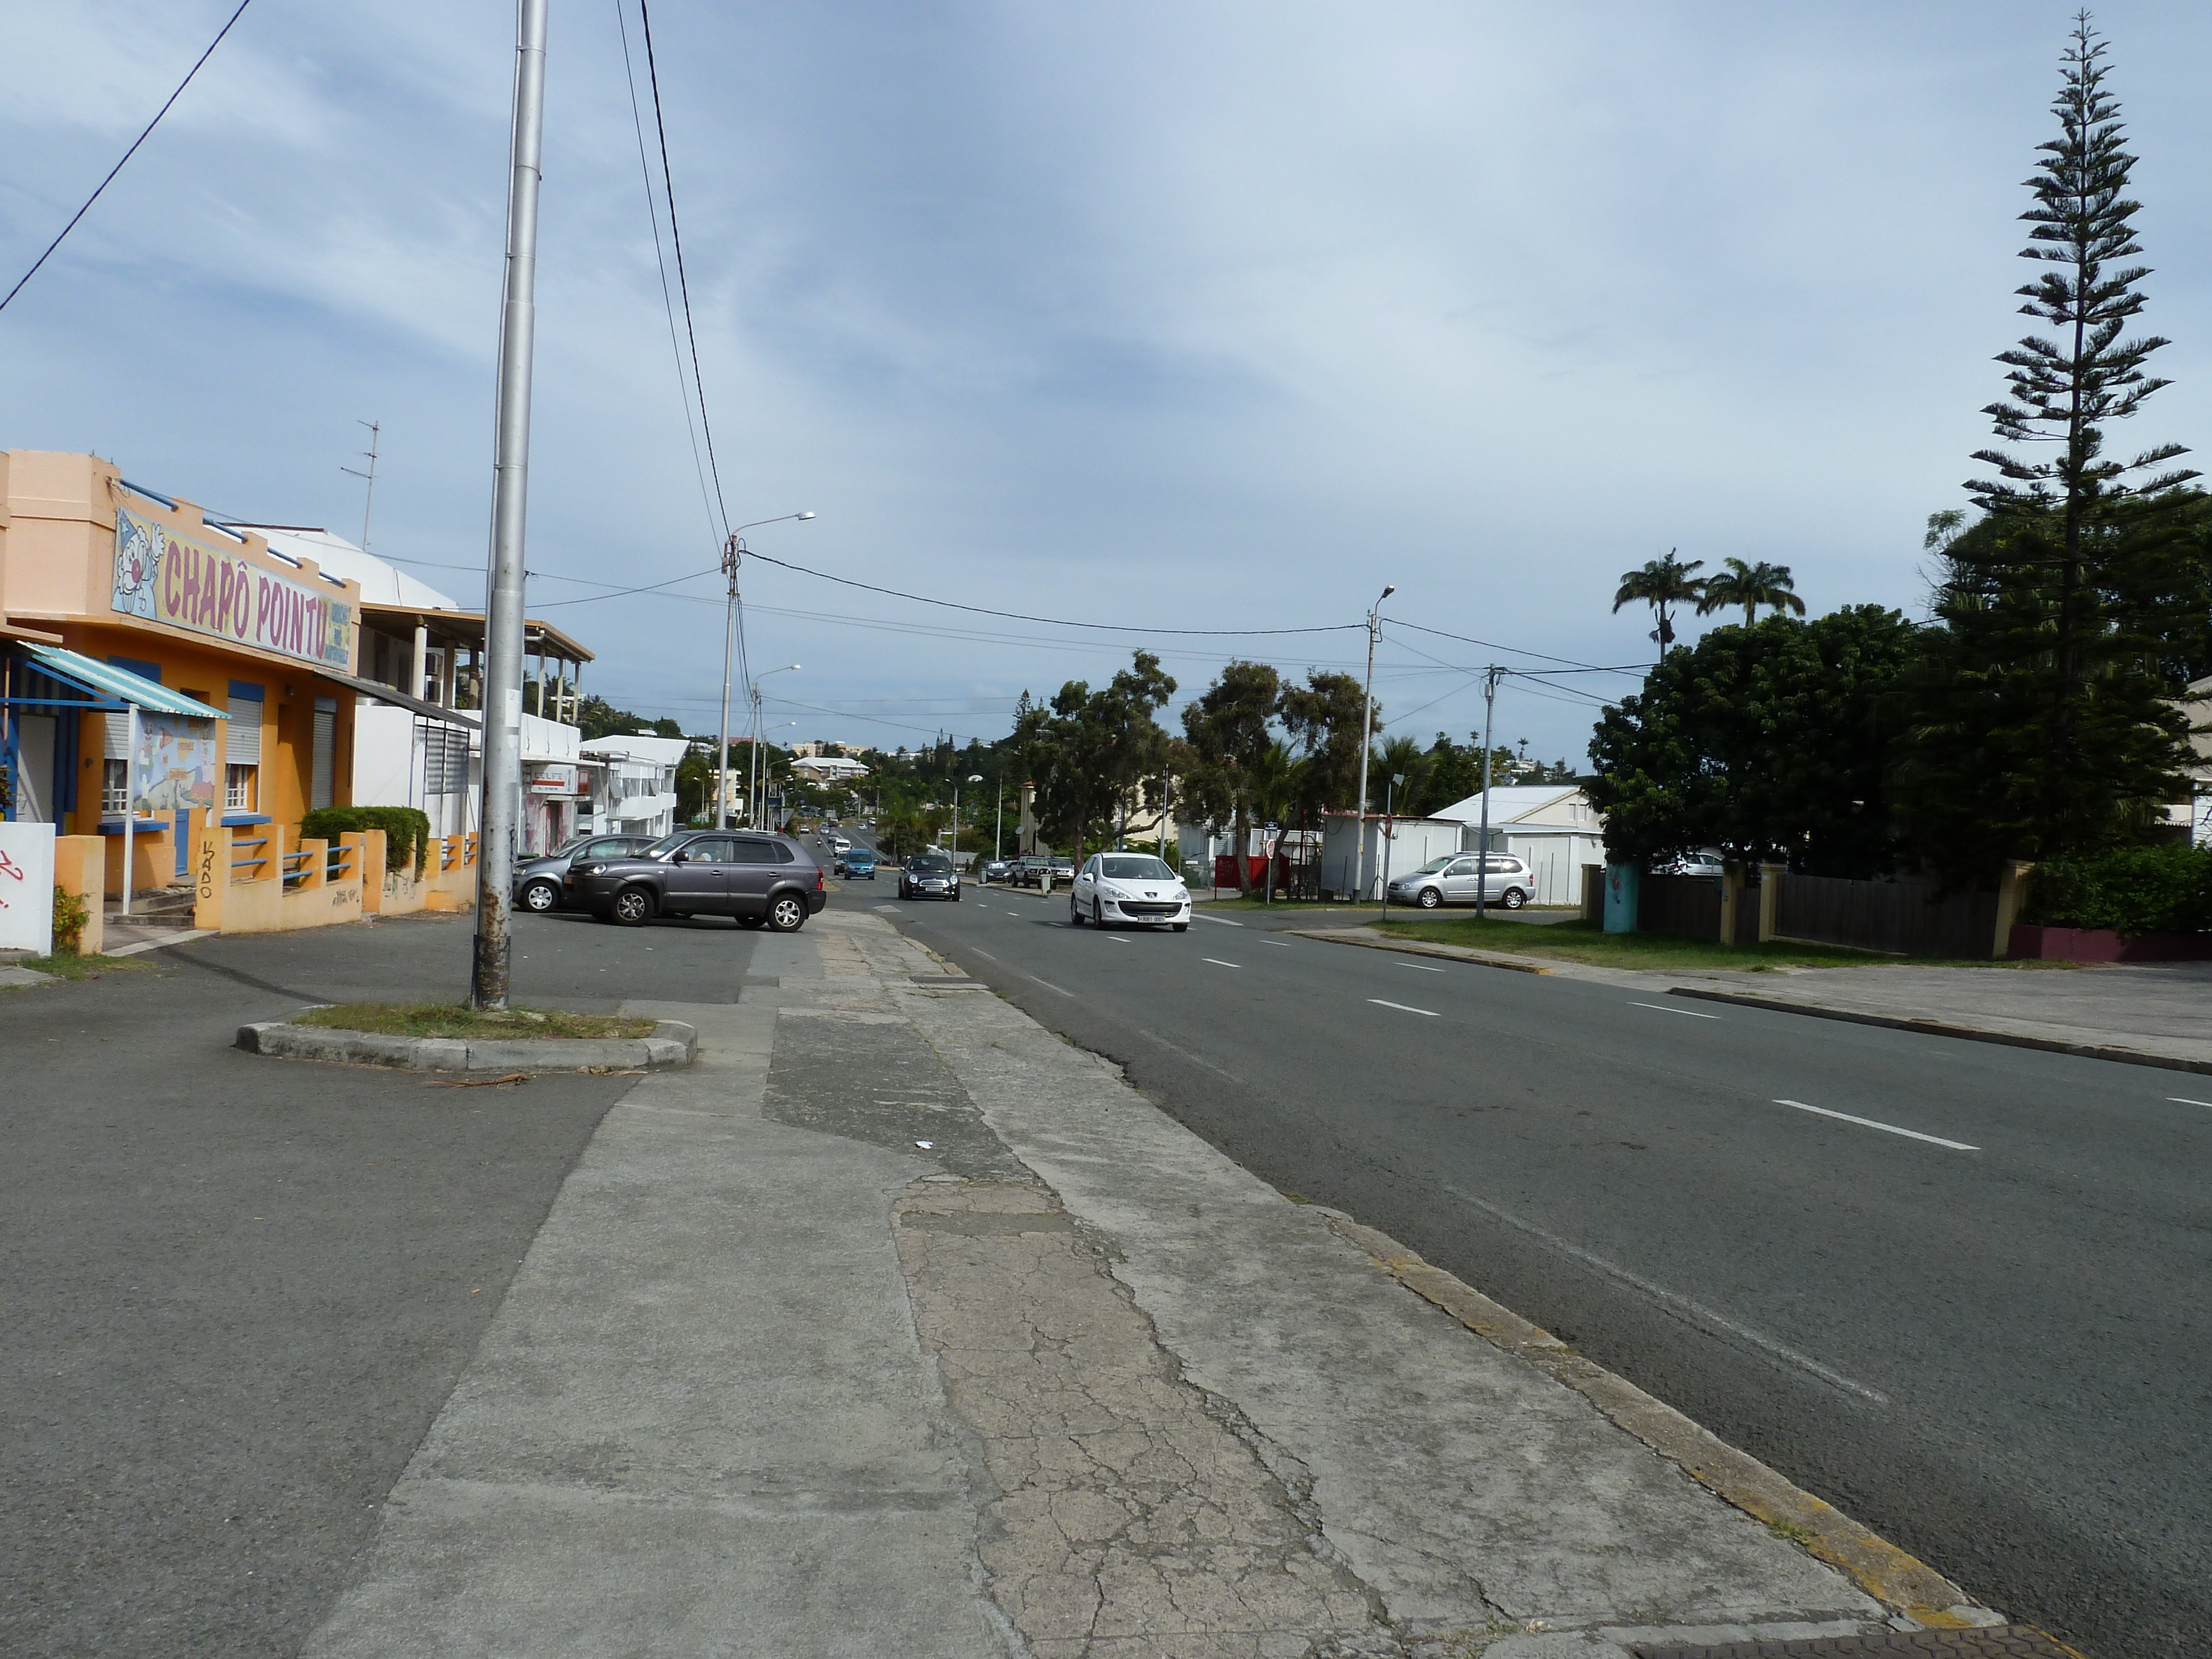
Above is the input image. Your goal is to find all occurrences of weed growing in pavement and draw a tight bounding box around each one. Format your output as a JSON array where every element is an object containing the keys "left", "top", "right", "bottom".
[{"left": 294, "top": 1003, "right": 657, "bottom": 1040}]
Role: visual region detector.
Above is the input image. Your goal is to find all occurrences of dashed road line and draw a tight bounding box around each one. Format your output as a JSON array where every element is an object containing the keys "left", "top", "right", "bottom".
[
  {"left": 2168, "top": 1095, "right": 2212, "bottom": 1108},
  {"left": 1201, "top": 958, "right": 1241, "bottom": 969},
  {"left": 1772, "top": 1098, "right": 1978, "bottom": 1151},
  {"left": 1368, "top": 999, "right": 1438, "bottom": 1017},
  {"left": 1630, "top": 1001, "right": 1718, "bottom": 1018},
  {"left": 1196, "top": 914, "right": 1245, "bottom": 927},
  {"left": 1025, "top": 974, "right": 1074, "bottom": 997},
  {"left": 1397, "top": 961, "right": 1444, "bottom": 972}
]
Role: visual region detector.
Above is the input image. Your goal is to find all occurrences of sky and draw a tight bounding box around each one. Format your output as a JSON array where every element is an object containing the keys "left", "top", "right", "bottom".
[{"left": 4, "top": 1, "right": 2211, "bottom": 765}]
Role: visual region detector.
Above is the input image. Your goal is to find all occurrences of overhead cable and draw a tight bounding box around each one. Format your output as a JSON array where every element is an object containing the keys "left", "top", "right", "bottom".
[{"left": 1, "top": 0, "right": 254, "bottom": 317}]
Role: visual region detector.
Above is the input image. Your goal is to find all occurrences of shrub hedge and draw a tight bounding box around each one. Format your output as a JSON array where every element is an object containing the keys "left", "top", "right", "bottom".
[
  {"left": 299, "top": 806, "right": 434, "bottom": 877},
  {"left": 2022, "top": 843, "right": 2212, "bottom": 937}
]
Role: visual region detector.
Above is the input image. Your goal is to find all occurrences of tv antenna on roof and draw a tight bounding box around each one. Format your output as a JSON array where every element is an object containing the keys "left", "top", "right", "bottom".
[{"left": 341, "top": 419, "right": 380, "bottom": 552}]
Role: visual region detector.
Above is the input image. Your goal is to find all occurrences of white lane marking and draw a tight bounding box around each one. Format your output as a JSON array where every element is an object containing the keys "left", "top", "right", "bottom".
[
  {"left": 1197, "top": 913, "right": 1245, "bottom": 926},
  {"left": 1025, "top": 974, "right": 1074, "bottom": 997},
  {"left": 1439, "top": 1182, "right": 1887, "bottom": 1404},
  {"left": 1107, "top": 936, "right": 1130, "bottom": 945},
  {"left": 1264, "top": 940, "right": 1291, "bottom": 948},
  {"left": 967, "top": 948, "right": 997, "bottom": 961},
  {"left": 1201, "top": 957, "right": 1241, "bottom": 969},
  {"left": 1397, "top": 961, "right": 1444, "bottom": 972},
  {"left": 874, "top": 904, "right": 901, "bottom": 912},
  {"left": 1368, "top": 998, "right": 1438, "bottom": 1017},
  {"left": 1630, "top": 1001, "right": 1718, "bottom": 1019},
  {"left": 1772, "top": 1098, "right": 1978, "bottom": 1151},
  {"left": 2168, "top": 1096, "right": 2212, "bottom": 1108},
  {"left": 1139, "top": 1029, "right": 1241, "bottom": 1084}
]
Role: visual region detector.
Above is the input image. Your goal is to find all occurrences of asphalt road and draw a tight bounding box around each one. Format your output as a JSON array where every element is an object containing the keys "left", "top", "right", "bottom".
[
  {"left": 871, "top": 868, "right": 2211, "bottom": 1659},
  {"left": 0, "top": 908, "right": 770, "bottom": 1659}
]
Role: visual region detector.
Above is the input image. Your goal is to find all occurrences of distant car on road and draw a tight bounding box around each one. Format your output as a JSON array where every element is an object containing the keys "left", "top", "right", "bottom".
[
  {"left": 836, "top": 848, "right": 877, "bottom": 879},
  {"left": 1006, "top": 854, "right": 1074, "bottom": 889},
  {"left": 514, "top": 833, "right": 658, "bottom": 913},
  {"left": 978, "top": 857, "right": 1013, "bottom": 884},
  {"left": 569, "top": 830, "right": 826, "bottom": 931},
  {"left": 900, "top": 853, "right": 959, "bottom": 901},
  {"left": 1070, "top": 852, "right": 1190, "bottom": 931},
  {"left": 1387, "top": 853, "right": 1532, "bottom": 910}
]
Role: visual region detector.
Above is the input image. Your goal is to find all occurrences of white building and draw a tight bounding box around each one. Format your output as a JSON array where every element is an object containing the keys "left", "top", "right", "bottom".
[
  {"left": 790, "top": 753, "right": 869, "bottom": 785},
  {"left": 239, "top": 524, "right": 598, "bottom": 854},
  {"left": 1430, "top": 784, "right": 1606, "bottom": 906},
  {"left": 582, "top": 734, "right": 689, "bottom": 838}
]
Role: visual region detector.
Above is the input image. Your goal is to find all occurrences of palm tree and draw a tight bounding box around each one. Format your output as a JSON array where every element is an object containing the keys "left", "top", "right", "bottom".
[
  {"left": 1697, "top": 557, "right": 1807, "bottom": 627},
  {"left": 1613, "top": 550, "right": 1707, "bottom": 651}
]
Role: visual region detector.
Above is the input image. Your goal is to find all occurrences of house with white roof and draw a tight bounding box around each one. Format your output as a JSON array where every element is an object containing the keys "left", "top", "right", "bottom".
[{"left": 1430, "top": 784, "right": 1607, "bottom": 906}]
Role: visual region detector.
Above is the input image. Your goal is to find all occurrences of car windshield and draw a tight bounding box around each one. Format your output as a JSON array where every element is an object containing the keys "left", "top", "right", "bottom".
[
  {"left": 1100, "top": 855, "right": 1175, "bottom": 881},
  {"left": 640, "top": 834, "right": 688, "bottom": 859},
  {"left": 1411, "top": 857, "right": 1455, "bottom": 875},
  {"left": 549, "top": 834, "right": 593, "bottom": 857},
  {"left": 910, "top": 855, "right": 952, "bottom": 872}
]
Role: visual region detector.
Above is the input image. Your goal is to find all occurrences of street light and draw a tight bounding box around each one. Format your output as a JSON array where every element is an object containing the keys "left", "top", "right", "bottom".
[
  {"left": 953, "top": 773, "right": 982, "bottom": 883},
  {"left": 716, "top": 513, "right": 813, "bottom": 829},
  {"left": 752, "top": 712, "right": 799, "bottom": 827},
  {"left": 1350, "top": 583, "right": 1395, "bottom": 902},
  {"left": 745, "top": 666, "right": 800, "bottom": 826}
]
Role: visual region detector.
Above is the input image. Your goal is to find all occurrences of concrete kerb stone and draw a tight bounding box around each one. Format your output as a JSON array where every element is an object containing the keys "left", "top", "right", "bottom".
[{"left": 236, "top": 1014, "right": 698, "bottom": 1074}]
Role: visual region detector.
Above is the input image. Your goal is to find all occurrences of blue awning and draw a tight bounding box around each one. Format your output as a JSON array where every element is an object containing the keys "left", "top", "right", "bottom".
[{"left": 15, "top": 644, "right": 228, "bottom": 718}]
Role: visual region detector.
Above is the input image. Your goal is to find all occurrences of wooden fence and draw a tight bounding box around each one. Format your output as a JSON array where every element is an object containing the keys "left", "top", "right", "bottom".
[
  {"left": 1773, "top": 872, "right": 1996, "bottom": 959},
  {"left": 1639, "top": 874, "right": 1722, "bottom": 942}
]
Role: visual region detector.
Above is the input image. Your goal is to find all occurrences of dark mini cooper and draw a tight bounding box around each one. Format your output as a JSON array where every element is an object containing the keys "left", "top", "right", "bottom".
[
  {"left": 899, "top": 853, "right": 960, "bottom": 901},
  {"left": 568, "top": 829, "right": 827, "bottom": 931}
]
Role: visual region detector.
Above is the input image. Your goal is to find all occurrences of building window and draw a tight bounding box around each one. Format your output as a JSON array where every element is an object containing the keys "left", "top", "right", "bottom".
[
  {"left": 227, "top": 764, "right": 258, "bottom": 813},
  {"left": 102, "top": 759, "right": 129, "bottom": 816}
]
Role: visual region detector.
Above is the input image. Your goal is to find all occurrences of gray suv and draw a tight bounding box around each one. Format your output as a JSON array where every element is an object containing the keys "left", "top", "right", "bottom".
[
  {"left": 570, "top": 830, "right": 827, "bottom": 931},
  {"left": 1388, "top": 853, "right": 1532, "bottom": 910}
]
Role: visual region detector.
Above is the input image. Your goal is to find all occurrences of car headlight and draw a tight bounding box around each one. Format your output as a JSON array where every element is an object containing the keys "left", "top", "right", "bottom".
[{"left": 589, "top": 864, "right": 607, "bottom": 875}]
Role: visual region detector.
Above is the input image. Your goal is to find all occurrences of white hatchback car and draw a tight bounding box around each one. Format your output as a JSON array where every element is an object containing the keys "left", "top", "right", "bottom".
[{"left": 1071, "top": 852, "right": 1191, "bottom": 931}]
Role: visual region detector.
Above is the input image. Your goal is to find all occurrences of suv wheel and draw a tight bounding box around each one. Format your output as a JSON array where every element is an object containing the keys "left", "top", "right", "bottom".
[
  {"left": 1417, "top": 886, "right": 1443, "bottom": 909},
  {"left": 1500, "top": 887, "right": 1527, "bottom": 910},
  {"left": 766, "top": 892, "right": 808, "bottom": 933},
  {"left": 520, "top": 878, "right": 559, "bottom": 912},
  {"left": 611, "top": 886, "right": 654, "bottom": 927}
]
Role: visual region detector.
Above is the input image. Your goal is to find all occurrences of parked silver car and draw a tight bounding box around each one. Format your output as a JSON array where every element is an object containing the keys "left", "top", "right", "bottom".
[
  {"left": 1387, "top": 853, "right": 1532, "bottom": 910},
  {"left": 514, "top": 833, "right": 658, "bottom": 913}
]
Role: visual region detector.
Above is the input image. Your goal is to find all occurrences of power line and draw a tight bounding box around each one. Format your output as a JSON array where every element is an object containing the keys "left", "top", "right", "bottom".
[
  {"left": 0, "top": 0, "right": 254, "bottom": 317},
  {"left": 616, "top": 0, "right": 722, "bottom": 559},
  {"left": 1387, "top": 618, "right": 1647, "bottom": 676},
  {"left": 735, "top": 545, "right": 1364, "bottom": 637}
]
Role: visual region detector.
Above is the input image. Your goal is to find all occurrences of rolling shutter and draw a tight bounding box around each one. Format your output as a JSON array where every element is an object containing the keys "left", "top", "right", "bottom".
[
  {"left": 226, "top": 681, "right": 264, "bottom": 765},
  {"left": 311, "top": 697, "right": 336, "bottom": 810}
]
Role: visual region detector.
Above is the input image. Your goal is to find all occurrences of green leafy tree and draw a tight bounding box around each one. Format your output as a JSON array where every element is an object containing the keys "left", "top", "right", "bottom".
[
  {"left": 1179, "top": 661, "right": 1282, "bottom": 893},
  {"left": 1899, "top": 16, "right": 2209, "bottom": 882},
  {"left": 574, "top": 694, "right": 681, "bottom": 742},
  {"left": 1612, "top": 550, "right": 1707, "bottom": 653},
  {"left": 1698, "top": 559, "right": 1806, "bottom": 628},
  {"left": 1587, "top": 607, "right": 1921, "bottom": 875},
  {"left": 1016, "top": 651, "right": 1178, "bottom": 862},
  {"left": 1278, "top": 669, "right": 1373, "bottom": 816}
]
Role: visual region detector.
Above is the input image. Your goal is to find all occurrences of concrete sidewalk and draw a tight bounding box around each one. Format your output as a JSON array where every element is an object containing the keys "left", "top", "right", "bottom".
[
  {"left": 1299, "top": 925, "right": 2212, "bottom": 1071},
  {"left": 304, "top": 910, "right": 1997, "bottom": 1657}
]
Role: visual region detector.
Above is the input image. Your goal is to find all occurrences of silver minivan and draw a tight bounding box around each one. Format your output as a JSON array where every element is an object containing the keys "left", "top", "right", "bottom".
[{"left": 1388, "top": 853, "right": 1533, "bottom": 910}]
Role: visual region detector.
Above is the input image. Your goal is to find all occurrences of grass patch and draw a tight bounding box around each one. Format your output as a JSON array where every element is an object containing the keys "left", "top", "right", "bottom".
[
  {"left": 12, "top": 952, "right": 151, "bottom": 980},
  {"left": 1371, "top": 915, "right": 1974, "bottom": 971},
  {"left": 1193, "top": 895, "right": 1369, "bottom": 913},
  {"left": 293, "top": 1002, "right": 657, "bottom": 1040}
]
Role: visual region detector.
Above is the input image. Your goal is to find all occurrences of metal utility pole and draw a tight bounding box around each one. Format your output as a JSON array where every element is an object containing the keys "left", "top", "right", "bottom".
[
  {"left": 341, "top": 419, "right": 380, "bottom": 554},
  {"left": 1348, "top": 583, "right": 1394, "bottom": 904},
  {"left": 470, "top": 0, "right": 548, "bottom": 1011},
  {"left": 1474, "top": 666, "right": 1502, "bottom": 920},
  {"left": 716, "top": 536, "right": 739, "bottom": 828},
  {"left": 1378, "top": 771, "right": 1404, "bottom": 921}
]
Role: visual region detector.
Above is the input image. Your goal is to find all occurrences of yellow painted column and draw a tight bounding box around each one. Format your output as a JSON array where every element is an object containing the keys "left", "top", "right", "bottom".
[
  {"left": 54, "top": 835, "right": 106, "bottom": 954},
  {"left": 1757, "top": 863, "right": 1785, "bottom": 943}
]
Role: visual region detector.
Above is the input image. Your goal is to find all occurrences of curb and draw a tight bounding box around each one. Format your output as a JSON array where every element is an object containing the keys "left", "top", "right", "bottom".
[
  {"left": 1666, "top": 986, "right": 2212, "bottom": 1077},
  {"left": 1283, "top": 927, "right": 1554, "bottom": 974},
  {"left": 236, "top": 1015, "right": 698, "bottom": 1073},
  {"left": 1315, "top": 1211, "right": 2004, "bottom": 1634}
]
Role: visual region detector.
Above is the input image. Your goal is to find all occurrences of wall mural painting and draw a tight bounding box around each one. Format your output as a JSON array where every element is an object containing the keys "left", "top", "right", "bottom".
[{"left": 133, "top": 714, "right": 218, "bottom": 817}]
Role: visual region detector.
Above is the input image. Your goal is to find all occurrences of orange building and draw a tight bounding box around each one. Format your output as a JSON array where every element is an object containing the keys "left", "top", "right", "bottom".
[{"left": 0, "top": 450, "right": 366, "bottom": 894}]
